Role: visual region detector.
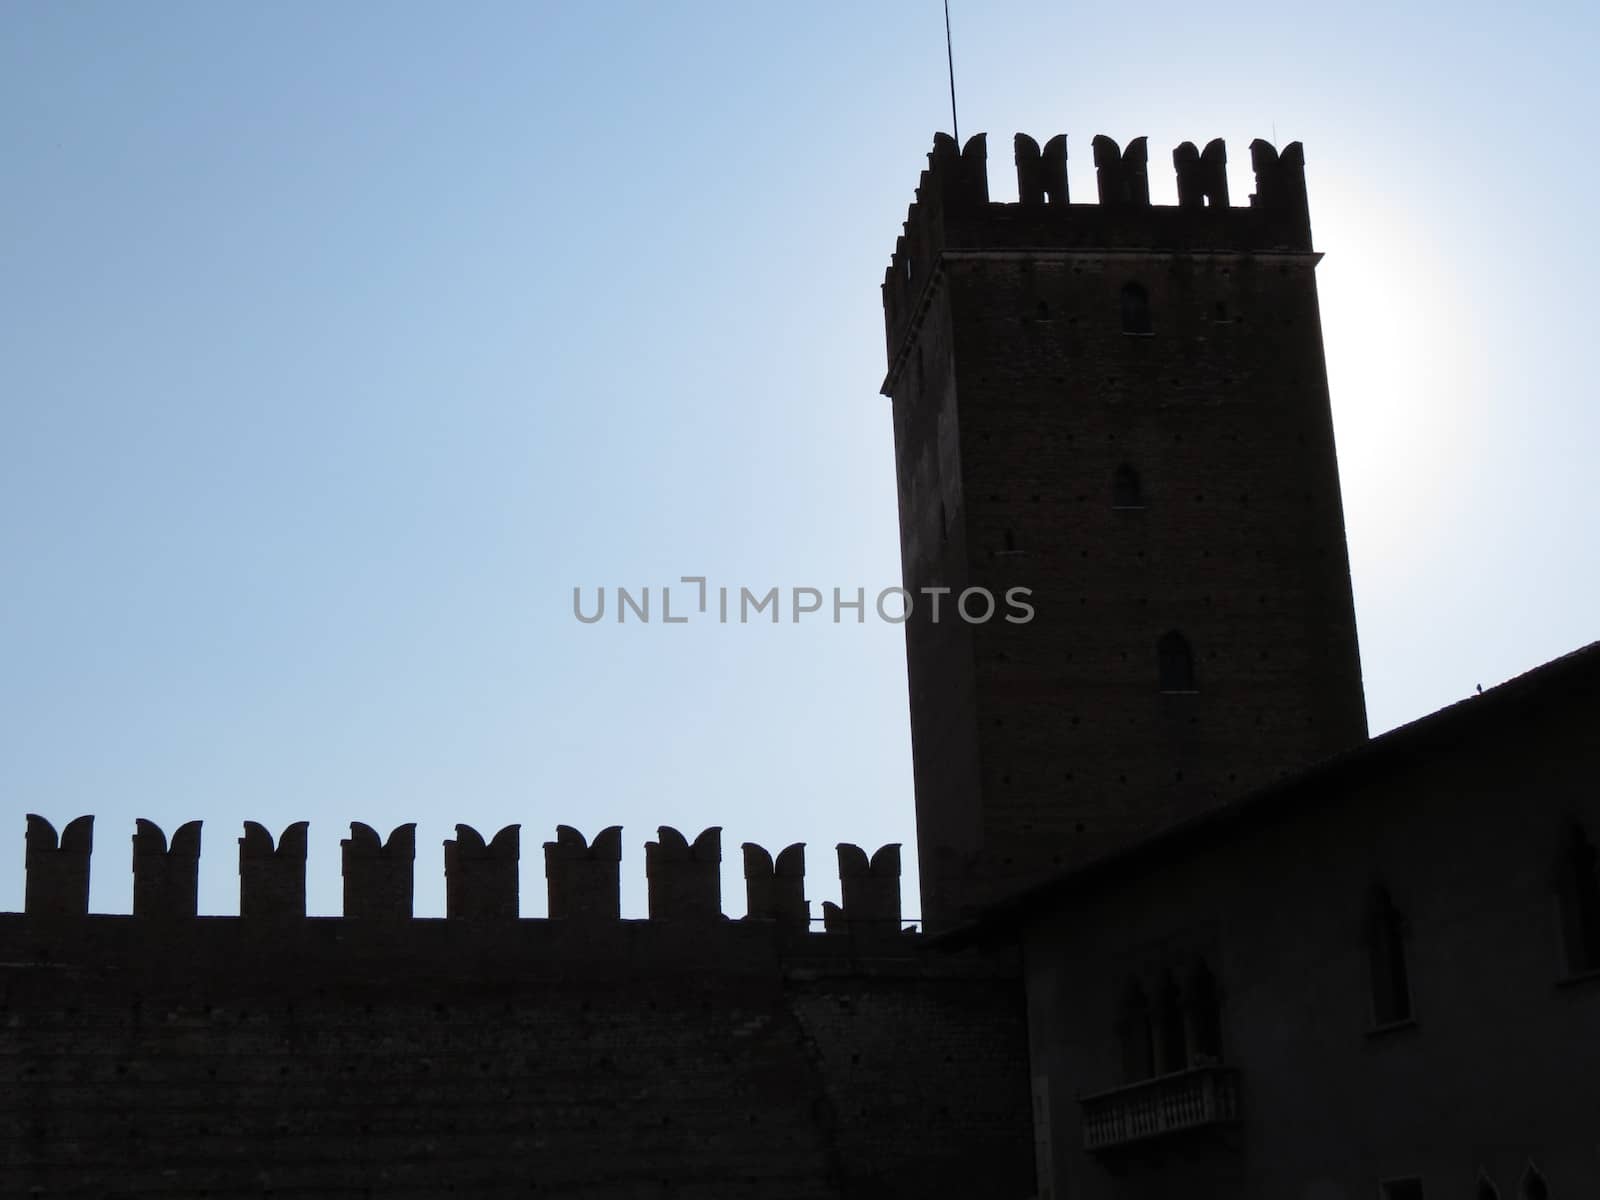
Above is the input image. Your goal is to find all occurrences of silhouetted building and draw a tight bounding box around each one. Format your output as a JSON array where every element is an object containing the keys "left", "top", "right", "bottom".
[
  {"left": 882, "top": 131, "right": 1365, "bottom": 930},
  {"left": 954, "top": 642, "right": 1600, "bottom": 1199},
  {"left": 2, "top": 129, "right": 1594, "bottom": 1200}
]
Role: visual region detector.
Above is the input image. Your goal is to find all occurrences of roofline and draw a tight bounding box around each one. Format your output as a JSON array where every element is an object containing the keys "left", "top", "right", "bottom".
[{"left": 934, "top": 639, "right": 1600, "bottom": 949}]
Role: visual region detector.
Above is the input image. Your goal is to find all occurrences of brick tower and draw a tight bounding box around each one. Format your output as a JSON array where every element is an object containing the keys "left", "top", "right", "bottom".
[{"left": 881, "top": 132, "right": 1368, "bottom": 930}]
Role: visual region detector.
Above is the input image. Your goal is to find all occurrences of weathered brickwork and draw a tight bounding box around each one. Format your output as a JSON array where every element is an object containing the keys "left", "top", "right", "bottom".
[
  {"left": 883, "top": 133, "right": 1368, "bottom": 927},
  {"left": 0, "top": 825, "right": 1033, "bottom": 1198}
]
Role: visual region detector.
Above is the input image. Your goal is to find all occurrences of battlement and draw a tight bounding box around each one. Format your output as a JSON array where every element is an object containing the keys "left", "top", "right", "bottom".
[
  {"left": 14, "top": 813, "right": 906, "bottom": 932},
  {"left": 881, "top": 131, "right": 1313, "bottom": 388}
]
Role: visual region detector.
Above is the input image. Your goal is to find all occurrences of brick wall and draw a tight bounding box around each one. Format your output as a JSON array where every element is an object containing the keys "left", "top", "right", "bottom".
[
  {"left": 0, "top": 916, "right": 1033, "bottom": 1198},
  {"left": 883, "top": 134, "right": 1367, "bottom": 926}
]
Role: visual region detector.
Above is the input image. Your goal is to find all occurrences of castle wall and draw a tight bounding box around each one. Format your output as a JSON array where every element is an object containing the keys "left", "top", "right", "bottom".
[{"left": 0, "top": 827, "right": 1035, "bottom": 1198}]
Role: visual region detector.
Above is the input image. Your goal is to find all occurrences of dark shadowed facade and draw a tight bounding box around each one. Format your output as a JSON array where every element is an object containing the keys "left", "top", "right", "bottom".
[
  {"left": 5, "top": 825, "right": 1033, "bottom": 1198},
  {"left": 962, "top": 643, "right": 1600, "bottom": 1200},
  {"left": 3, "top": 129, "right": 1595, "bottom": 1199},
  {"left": 882, "top": 132, "right": 1367, "bottom": 930}
]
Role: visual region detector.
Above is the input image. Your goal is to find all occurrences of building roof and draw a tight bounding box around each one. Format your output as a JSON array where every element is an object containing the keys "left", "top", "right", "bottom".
[{"left": 940, "top": 639, "right": 1600, "bottom": 946}]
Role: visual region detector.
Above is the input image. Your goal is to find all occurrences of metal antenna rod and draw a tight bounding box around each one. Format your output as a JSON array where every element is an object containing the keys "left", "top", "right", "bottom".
[{"left": 944, "top": 0, "right": 960, "bottom": 145}]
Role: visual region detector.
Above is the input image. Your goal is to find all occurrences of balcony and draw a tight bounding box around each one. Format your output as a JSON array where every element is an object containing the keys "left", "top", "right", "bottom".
[{"left": 1079, "top": 1064, "right": 1240, "bottom": 1152}]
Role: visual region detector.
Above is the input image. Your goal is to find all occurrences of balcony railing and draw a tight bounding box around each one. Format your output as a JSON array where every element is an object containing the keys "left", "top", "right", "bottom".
[{"left": 1079, "top": 1064, "right": 1240, "bottom": 1152}]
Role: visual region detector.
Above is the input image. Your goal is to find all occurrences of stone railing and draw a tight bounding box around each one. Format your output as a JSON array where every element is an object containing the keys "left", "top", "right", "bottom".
[{"left": 1080, "top": 1064, "right": 1240, "bottom": 1152}]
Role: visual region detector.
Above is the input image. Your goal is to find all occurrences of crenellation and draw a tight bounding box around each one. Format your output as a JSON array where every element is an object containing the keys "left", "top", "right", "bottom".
[
  {"left": 1174, "top": 137, "right": 1229, "bottom": 208},
  {"left": 444, "top": 823, "right": 520, "bottom": 921},
  {"left": 1091, "top": 134, "right": 1151, "bottom": 207},
  {"left": 837, "top": 843, "right": 903, "bottom": 927},
  {"left": 881, "top": 132, "right": 1319, "bottom": 387},
  {"left": 9, "top": 817, "right": 912, "bottom": 928},
  {"left": 238, "top": 820, "right": 309, "bottom": 919},
  {"left": 543, "top": 824, "right": 622, "bottom": 921},
  {"left": 340, "top": 822, "right": 416, "bottom": 921},
  {"left": 880, "top": 132, "right": 987, "bottom": 374},
  {"left": 646, "top": 825, "right": 723, "bottom": 921},
  {"left": 741, "top": 841, "right": 808, "bottom": 929},
  {"left": 24, "top": 813, "right": 93, "bottom": 918},
  {"left": 822, "top": 899, "right": 846, "bottom": 932},
  {"left": 132, "top": 818, "right": 201, "bottom": 920},
  {"left": 1249, "top": 138, "right": 1311, "bottom": 243},
  {"left": 929, "top": 130, "right": 990, "bottom": 208},
  {"left": 1014, "top": 133, "right": 1068, "bottom": 206}
]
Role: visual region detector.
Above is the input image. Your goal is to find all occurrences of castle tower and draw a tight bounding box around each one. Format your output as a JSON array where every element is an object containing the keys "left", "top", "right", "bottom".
[{"left": 882, "top": 132, "right": 1367, "bottom": 930}]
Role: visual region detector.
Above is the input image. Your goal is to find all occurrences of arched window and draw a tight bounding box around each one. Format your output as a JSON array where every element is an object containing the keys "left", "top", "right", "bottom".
[
  {"left": 1112, "top": 463, "right": 1144, "bottom": 509},
  {"left": 1477, "top": 1172, "right": 1501, "bottom": 1200},
  {"left": 1556, "top": 821, "right": 1600, "bottom": 975},
  {"left": 1157, "top": 631, "right": 1196, "bottom": 693},
  {"left": 1518, "top": 1163, "right": 1548, "bottom": 1200},
  {"left": 1117, "top": 980, "right": 1155, "bottom": 1082},
  {"left": 1121, "top": 282, "right": 1152, "bottom": 334},
  {"left": 1186, "top": 961, "right": 1223, "bottom": 1064},
  {"left": 1366, "top": 886, "right": 1413, "bottom": 1026},
  {"left": 1154, "top": 972, "right": 1187, "bottom": 1075}
]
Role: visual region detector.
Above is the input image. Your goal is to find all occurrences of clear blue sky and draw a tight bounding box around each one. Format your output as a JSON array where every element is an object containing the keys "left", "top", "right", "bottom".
[{"left": 2, "top": 1, "right": 1595, "bottom": 919}]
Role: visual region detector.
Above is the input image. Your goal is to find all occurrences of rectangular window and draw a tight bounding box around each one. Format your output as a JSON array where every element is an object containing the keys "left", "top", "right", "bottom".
[{"left": 1367, "top": 890, "right": 1414, "bottom": 1027}]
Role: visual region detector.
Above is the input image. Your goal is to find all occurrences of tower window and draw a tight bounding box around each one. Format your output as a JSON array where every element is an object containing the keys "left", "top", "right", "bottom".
[
  {"left": 1157, "top": 631, "right": 1196, "bottom": 693},
  {"left": 1120, "top": 282, "right": 1152, "bottom": 335},
  {"left": 1367, "top": 886, "right": 1413, "bottom": 1026},
  {"left": 1112, "top": 464, "right": 1144, "bottom": 509},
  {"left": 1556, "top": 821, "right": 1600, "bottom": 976}
]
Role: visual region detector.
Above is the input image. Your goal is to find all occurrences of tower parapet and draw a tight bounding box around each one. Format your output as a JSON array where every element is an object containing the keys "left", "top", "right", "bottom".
[
  {"left": 1091, "top": 134, "right": 1150, "bottom": 206},
  {"left": 1013, "top": 133, "right": 1069, "bottom": 206},
  {"left": 1174, "top": 138, "right": 1230, "bottom": 208},
  {"left": 882, "top": 131, "right": 1313, "bottom": 391}
]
